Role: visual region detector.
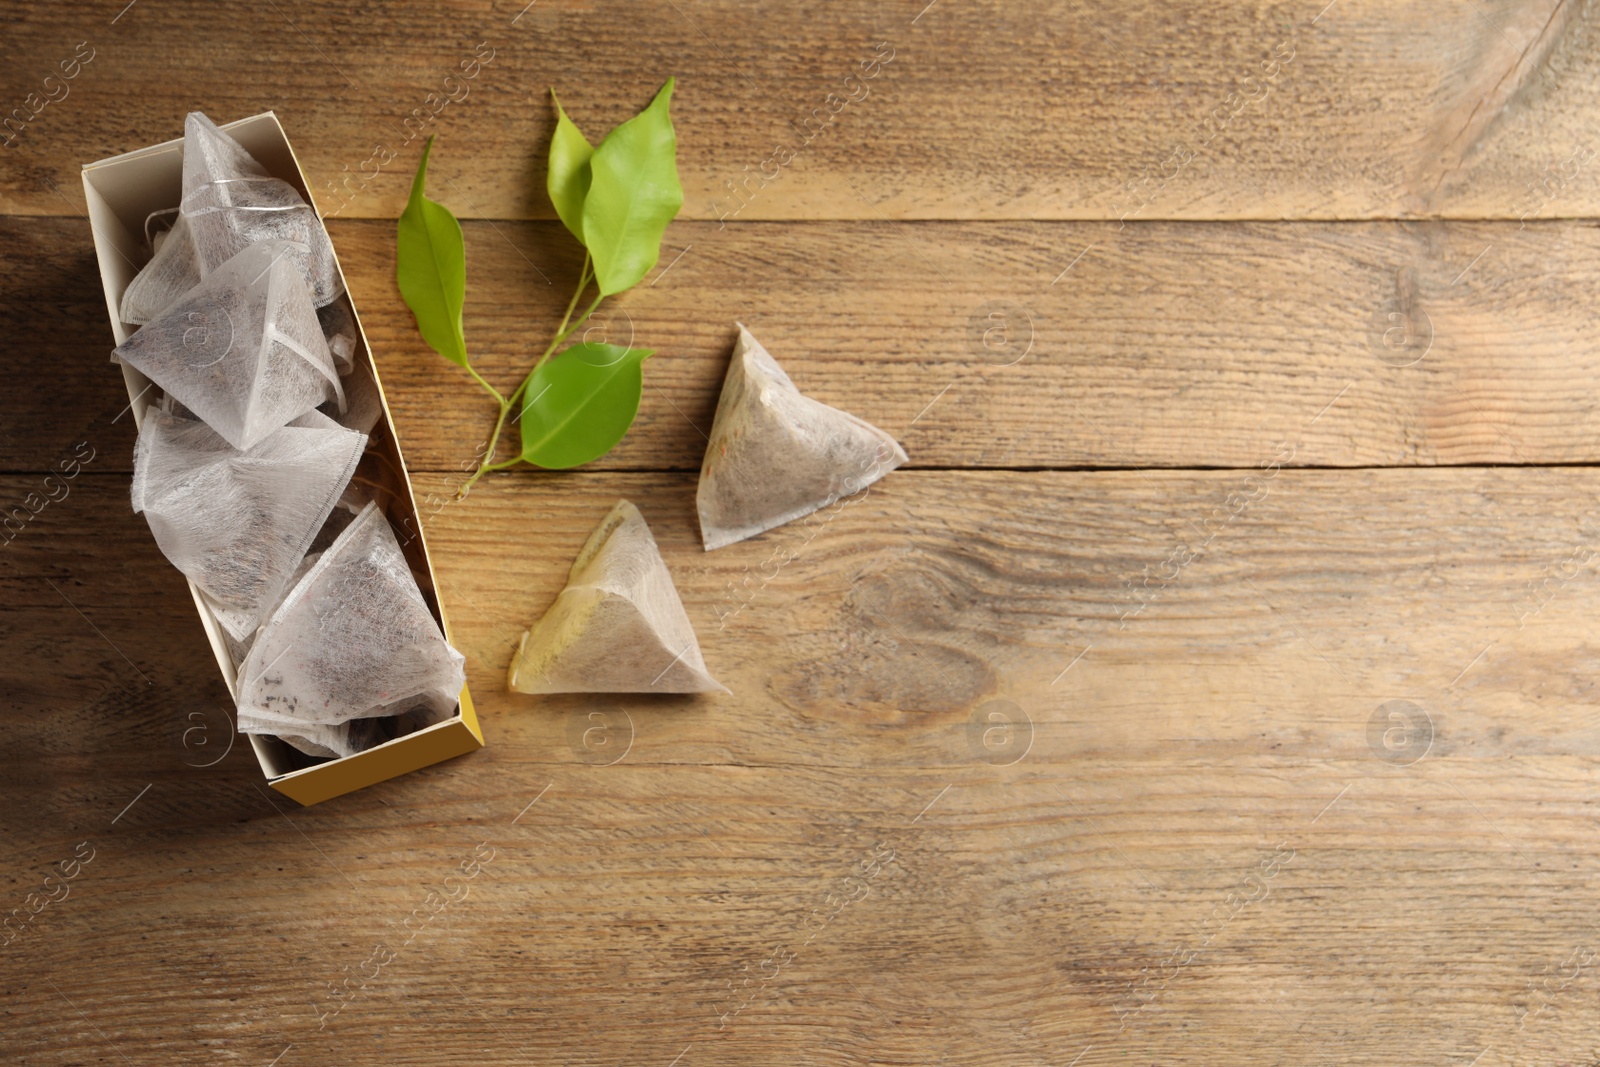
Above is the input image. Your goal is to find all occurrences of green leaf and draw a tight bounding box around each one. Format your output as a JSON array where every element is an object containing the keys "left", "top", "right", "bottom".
[
  {"left": 547, "top": 90, "right": 594, "bottom": 244},
  {"left": 519, "top": 343, "right": 651, "bottom": 468},
  {"left": 396, "top": 136, "right": 469, "bottom": 367},
  {"left": 581, "top": 78, "right": 683, "bottom": 295}
]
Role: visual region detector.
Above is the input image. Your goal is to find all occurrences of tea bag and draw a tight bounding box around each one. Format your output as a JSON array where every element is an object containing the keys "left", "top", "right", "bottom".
[
  {"left": 131, "top": 408, "right": 367, "bottom": 641},
  {"left": 114, "top": 240, "right": 346, "bottom": 450},
  {"left": 508, "top": 500, "right": 727, "bottom": 694},
  {"left": 697, "top": 325, "right": 907, "bottom": 551},
  {"left": 237, "top": 501, "right": 466, "bottom": 727},
  {"left": 119, "top": 212, "right": 202, "bottom": 325},
  {"left": 180, "top": 111, "right": 343, "bottom": 307},
  {"left": 116, "top": 114, "right": 343, "bottom": 322}
]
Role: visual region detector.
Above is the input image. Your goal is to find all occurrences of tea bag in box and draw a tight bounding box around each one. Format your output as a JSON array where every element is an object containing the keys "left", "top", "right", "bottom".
[
  {"left": 237, "top": 501, "right": 466, "bottom": 727},
  {"left": 180, "top": 111, "right": 343, "bottom": 307},
  {"left": 697, "top": 325, "right": 906, "bottom": 551},
  {"left": 131, "top": 408, "right": 367, "bottom": 641},
  {"left": 114, "top": 240, "right": 345, "bottom": 450},
  {"left": 116, "top": 112, "right": 344, "bottom": 321},
  {"left": 508, "top": 500, "right": 727, "bottom": 694}
]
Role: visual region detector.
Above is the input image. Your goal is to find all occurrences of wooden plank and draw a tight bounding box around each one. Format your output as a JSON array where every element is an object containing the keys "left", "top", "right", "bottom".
[
  {"left": 5, "top": 468, "right": 1600, "bottom": 1062},
  {"left": 15, "top": 214, "right": 1600, "bottom": 474},
  {"left": 3, "top": 0, "right": 1600, "bottom": 221},
  {"left": 340, "top": 215, "right": 1600, "bottom": 473}
]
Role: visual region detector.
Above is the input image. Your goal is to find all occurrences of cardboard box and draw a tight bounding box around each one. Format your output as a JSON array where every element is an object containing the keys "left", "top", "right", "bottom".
[{"left": 82, "top": 112, "right": 482, "bottom": 805}]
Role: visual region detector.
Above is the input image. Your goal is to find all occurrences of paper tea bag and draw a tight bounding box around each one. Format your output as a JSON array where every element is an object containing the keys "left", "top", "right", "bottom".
[
  {"left": 114, "top": 240, "right": 346, "bottom": 450},
  {"left": 237, "top": 501, "right": 466, "bottom": 727},
  {"left": 180, "top": 111, "right": 343, "bottom": 306},
  {"left": 697, "top": 325, "right": 907, "bottom": 551},
  {"left": 508, "top": 500, "right": 727, "bottom": 695},
  {"left": 119, "top": 212, "right": 202, "bottom": 326},
  {"left": 131, "top": 409, "right": 367, "bottom": 640}
]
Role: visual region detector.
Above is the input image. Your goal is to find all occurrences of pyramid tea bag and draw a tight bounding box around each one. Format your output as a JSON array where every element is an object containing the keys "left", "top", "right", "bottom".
[
  {"left": 116, "top": 113, "right": 343, "bottom": 323},
  {"left": 180, "top": 111, "right": 343, "bottom": 307},
  {"left": 237, "top": 501, "right": 466, "bottom": 727},
  {"left": 508, "top": 500, "right": 727, "bottom": 695},
  {"left": 114, "top": 240, "right": 345, "bottom": 450},
  {"left": 119, "top": 212, "right": 202, "bottom": 326},
  {"left": 131, "top": 409, "right": 367, "bottom": 641},
  {"left": 697, "top": 325, "right": 907, "bottom": 551}
]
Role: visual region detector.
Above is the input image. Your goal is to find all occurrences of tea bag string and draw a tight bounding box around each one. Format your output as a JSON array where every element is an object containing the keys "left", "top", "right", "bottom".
[
  {"left": 181, "top": 177, "right": 311, "bottom": 217},
  {"left": 142, "top": 206, "right": 180, "bottom": 249}
]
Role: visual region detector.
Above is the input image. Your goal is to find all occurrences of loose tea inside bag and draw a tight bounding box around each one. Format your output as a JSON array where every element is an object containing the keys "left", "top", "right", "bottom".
[
  {"left": 508, "top": 500, "right": 727, "bottom": 695},
  {"left": 208, "top": 480, "right": 368, "bottom": 642},
  {"left": 114, "top": 239, "right": 345, "bottom": 450},
  {"left": 131, "top": 408, "right": 367, "bottom": 641},
  {"left": 237, "top": 501, "right": 466, "bottom": 727},
  {"left": 697, "top": 325, "right": 907, "bottom": 551}
]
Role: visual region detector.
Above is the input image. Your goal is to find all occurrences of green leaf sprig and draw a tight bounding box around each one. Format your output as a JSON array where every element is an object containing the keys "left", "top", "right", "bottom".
[{"left": 396, "top": 78, "right": 683, "bottom": 496}]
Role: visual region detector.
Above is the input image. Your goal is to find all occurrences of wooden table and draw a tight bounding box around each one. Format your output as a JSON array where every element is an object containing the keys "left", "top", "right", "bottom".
[{"left": 5, "top": 2, "right": 1600, "bottom": 1063}]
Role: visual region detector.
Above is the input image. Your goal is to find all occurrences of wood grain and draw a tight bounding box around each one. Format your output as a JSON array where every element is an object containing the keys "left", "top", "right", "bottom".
[
  {"left": 13, "top": 214, "right": 1600, "bottom": 474},
  {"left": 4, "top": 0, "right": 1600, "bottom": 221},
  {"left": 5, "top": 469, "right": 1600, "bottom": 1064},
  {"left": 7, "top": 1, "right": 1600, "bottom": 1063}
]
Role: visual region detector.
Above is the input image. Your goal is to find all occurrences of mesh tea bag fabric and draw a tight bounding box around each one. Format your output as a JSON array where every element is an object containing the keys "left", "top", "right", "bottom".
[
  {"left": 113, "top": 240, "right": 346, "bottom": 450},
  {"left": 209, "top": 479, "right": 366, "bottom": 645},
  {"left": 131, "top": 409, "right": 367, "bottom": 641},
  {"left": 697, "top": 325, "right": 907, "bottom": 551},
  {"left": 119, "top": 212, "right": 202, "bottom": 326},
  {"left": 508, "top": 500, "right": 727, "bottom": 695},
  {"left": 180, "top": 111, "right": 343, "bottom": 307},
  {"left": 236, "top": 501, "right": 466, "bottom": 727}
]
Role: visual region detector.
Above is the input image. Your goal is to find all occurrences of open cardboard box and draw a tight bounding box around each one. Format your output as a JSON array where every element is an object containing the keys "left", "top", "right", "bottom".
[{"left": 81, "top": 112, "right": 482, "bottom": 805}]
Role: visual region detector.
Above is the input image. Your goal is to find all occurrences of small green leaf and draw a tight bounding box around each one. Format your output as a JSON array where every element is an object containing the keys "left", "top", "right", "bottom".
[
  {"left": 547, "top": 90, "right": 594, "bottom": 244},
  {"left": 581, "top": 78, "right": 683, "bottom": 295},
  {"left": 396, "top": 136, "right": 469, "bottom": 367},
  {"left": 520, "top": 343, "right": 651, "bottom": 468}
]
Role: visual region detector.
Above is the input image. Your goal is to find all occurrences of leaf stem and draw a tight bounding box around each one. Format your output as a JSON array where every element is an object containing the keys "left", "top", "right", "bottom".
[
  {"left": 458, "top": 257, "right": 601, "bottom": 497},
  {"left": 508, "top": 285, "right": 603, "bottom": 411},
  {"left": 464, "top": 364, "right": 507, "bottom": 405}
]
